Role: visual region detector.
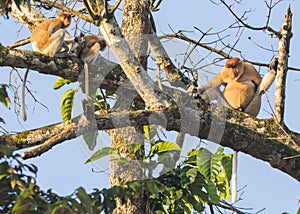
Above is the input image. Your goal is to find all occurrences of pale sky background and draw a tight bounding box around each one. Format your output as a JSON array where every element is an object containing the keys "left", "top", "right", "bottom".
[{"left": 0, "top": 0, "right": 300, "bottom": 213}]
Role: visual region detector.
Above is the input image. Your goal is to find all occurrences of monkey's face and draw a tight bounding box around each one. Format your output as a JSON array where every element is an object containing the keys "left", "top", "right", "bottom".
[{"left": 58, "top": 13, "right": 71, "bottom": 28}]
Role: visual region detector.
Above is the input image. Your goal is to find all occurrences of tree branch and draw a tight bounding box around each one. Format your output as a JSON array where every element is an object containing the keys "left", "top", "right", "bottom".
[
  {"left": 274, "top": 6, "right": 293, "bottom": 124},
  {"left": 1, "top": 104, "right": 299, "bottom": 181}
]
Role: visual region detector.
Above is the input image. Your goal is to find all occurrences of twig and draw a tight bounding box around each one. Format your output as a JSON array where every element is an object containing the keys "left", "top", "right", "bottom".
[
  {"left": 219, "top": 0, "right": 280, "bottom": 38},
  {"left": 110, "top": 0, "right": 122, "bottom": 13}
]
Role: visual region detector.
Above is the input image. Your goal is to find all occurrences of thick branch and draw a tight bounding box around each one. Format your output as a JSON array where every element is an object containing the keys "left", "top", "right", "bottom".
[
  {"left": 0, "top": 46, "right": 82, "bottom": 81},
  {"left": 1, "top": 104, "right": 299, "bottom": 181},
  {"left": 98, "top": 7, "right": 173, "bottom": 109},
  {"left": 149, "top": 33, "right": 192, "bottom": 89}
]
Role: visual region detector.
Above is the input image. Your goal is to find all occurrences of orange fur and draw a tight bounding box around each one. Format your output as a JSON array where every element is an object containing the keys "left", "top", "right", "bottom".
[
  {"left": 31, "top": 12, "right": 71, "bottom": 56},
  {"left": 199, "top": 58, "right": 262, "bottom": 113}
]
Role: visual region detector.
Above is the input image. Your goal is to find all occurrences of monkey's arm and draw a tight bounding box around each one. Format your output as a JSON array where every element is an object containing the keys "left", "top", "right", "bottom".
[
  {"left": 47, "top": 20, "right": 61, "bottom": 35},
  {"left": 197, "top": 73, "right": 224, "bottom": 93}
]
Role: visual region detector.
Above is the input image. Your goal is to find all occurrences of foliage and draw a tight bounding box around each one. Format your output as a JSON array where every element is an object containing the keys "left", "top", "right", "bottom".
[
  {"left": 83, "top": 126, "right": 233, "bottom": 213},
  {"left": 0, "top": 84, "right": 10, "bottom": 108},
  {"left": 60, "top": 88, "right": 76, "bottom": 123},
  {"left": 0, "top": 142, "right": 232, "bottom": 213}
]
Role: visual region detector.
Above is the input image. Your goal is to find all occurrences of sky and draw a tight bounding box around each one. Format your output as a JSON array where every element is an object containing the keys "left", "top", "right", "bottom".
[{"left": 0, "top": 0, "right": 300, "bottom": 213}]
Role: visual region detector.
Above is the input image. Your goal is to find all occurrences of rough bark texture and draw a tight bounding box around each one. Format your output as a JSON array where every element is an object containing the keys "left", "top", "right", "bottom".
[
  {"left": 275, "top": 6, "right": 292, "bottom": 124},
  {"left": 108, "top": 1, "right": 151, "bottom": 213}
]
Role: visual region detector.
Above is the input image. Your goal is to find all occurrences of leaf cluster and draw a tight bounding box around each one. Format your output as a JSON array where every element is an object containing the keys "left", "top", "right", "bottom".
[{"left": 0, "top": 143, "right": 233, "bottom": 213}]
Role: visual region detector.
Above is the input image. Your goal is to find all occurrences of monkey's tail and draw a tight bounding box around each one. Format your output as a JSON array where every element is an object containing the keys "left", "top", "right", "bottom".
[
  {"left": 232, "top": 151, "right": 238, "bottom": 204},
  {"left": 21, "top": 69, "right": 29, "bottom": 121}
]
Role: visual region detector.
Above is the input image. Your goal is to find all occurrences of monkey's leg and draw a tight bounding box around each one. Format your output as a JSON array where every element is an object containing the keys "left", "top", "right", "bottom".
[
  {"left": 43, "top": 29, "right": 66, "bottom": 57},
  {"left": 31, "top": 41, "right": 40, "bottom": 52},
  {"left": 201, "top": 88, "right": 231, "bottom": 108},
  {"left": 244, "top": 68, "right": 276, "bottom": 116}
]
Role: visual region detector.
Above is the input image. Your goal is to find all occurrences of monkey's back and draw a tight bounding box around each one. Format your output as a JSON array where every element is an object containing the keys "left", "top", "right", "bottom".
[{"left": 31, "top": 19, "right": 62, "bottom": 50}]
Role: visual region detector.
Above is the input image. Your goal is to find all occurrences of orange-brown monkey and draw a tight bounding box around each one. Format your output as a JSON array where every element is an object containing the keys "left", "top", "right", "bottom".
[
  {"left": 30, "top": 12, "right": 71, "bottom": 56},
  {"left": 196, "top": 57, "right": 277, "bottom": 204},
  {"left": 79, "top": 35, "right": 107, "bottom": 63},
  {"left": 197, "top": 58, "right": 262, "bottom": 116},
  {"left": 72, "top": 34, "right": 107, "bottom": 98}
]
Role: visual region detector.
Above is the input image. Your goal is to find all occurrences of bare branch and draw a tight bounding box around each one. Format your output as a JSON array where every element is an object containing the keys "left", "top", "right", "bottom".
[
  {"left": 274, "top": 6, "right": 293, "bottom": 124},
  {"left": 219, "top": 0, "right": 281, "bottom": 38},
  {"left": 110, "top": 0, "right": 122, "bottom": 13}
]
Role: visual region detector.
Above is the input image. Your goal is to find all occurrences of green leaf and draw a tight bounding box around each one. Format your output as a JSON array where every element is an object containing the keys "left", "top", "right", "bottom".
[
  {"left": 222, "top": 154, "right": 233, "bottom": 182},
  {"left": 0, "top": 84, "right": 10, "bottom": 108},
  {"left": 76, "top": 187, "right": 93, "bottom": 213},
  {"left": 82, "top": 131, "right": 98, "bottom": 151},
  {"left": 0, "top": 162, "right": 9, "bottom": 180},
  {"left": 150, "top": 141, "right": 181, "bottom": 157},
  {"left": 144, "top": 126, "right": 157, "bottom": 143},
  {"left": 53, "top": 77, "right": 71, "bottom": 90},
  {"left": 85, "top": 147, "right": 115, "bottom": 164},
  {"left": 146, "top": 180, "right": 160, "bottom": 199},
  {"left": 60, "top": 88, "right": 76, "bottom": 123},
  {"left": 94, "top": 101, "right": 110, "bottom": 111},
  {"left": 128, "top": 144, "right": 142, "bottom": 155},
  {"left": 206, "top": 180, "right": 220, "bottom": 204},
  {"left": 197, "top": 148, "right": 223, "bottom": 181}
]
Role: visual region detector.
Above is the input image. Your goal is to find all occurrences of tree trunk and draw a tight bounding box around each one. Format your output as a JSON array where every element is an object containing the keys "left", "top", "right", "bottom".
[{"left": 108, "top": 0, "right": 152, "bottom": 213}]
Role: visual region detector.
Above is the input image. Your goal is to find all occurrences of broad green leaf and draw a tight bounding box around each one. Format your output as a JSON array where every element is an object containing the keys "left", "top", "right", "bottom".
[
  {"left": 197, "top": 148, "right": 224, "bottom": 181},
  {"left": 157, "top": 153, "right": 176, "bottom": 172},
  {"left": 150, "top": 141, "right": 181, "bottom": 157},
  {"left": 144, "top": 125, "right": 157, "bottom": 143},
  {"left": 222, "top": 155, "right": 233, "bottom": 182},
  {"left": 53, "top": 77, "right": 71, "bottom": 90},
  {"left": 85, "top": 147, "right": 115, "bottom": 164},
  {"left": 76, "top": 187, "right": 93, "bottom": 213},
  {"left": 206, "top": 180, "right": 220, "bottom": 204},
  {"left": 60, "top": 88, "right": 76, "bottom": 123},
  {"left": 185, "top": 168, "right": 198, "bottom": 185},
  {"left": 216, "top": 170, "right": 230, "bottom": 200},
  {"left": 0, "top": 84, "right": 10, "bottom": 108},
  {"left": 82, "top": 131, "right": 98, "bottom": 151}
]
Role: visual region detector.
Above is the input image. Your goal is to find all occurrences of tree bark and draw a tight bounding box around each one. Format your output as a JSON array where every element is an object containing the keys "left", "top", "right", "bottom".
[
  {"left": 108, "top": 0, "right": 151, "bottom": 213},
  {"left": 275, "top": 6, "right": 293, "bottom": 124}
]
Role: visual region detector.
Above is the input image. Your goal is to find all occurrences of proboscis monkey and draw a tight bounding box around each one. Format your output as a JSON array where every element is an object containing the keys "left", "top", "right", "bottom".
[
  {"left": 30, "top": 12, "right": 71, "bottom": 56},
  {"left": 195, "top": 57, "right": 277, "bottom": 203},
  {"left": 21, "top": 13, "right": 71, "bottom": 121},
  {"left": 197, "top": 58, "right": 262, "bottom": 116},
  {"left": 71, "top": 34, "right": 107, "bottom": 99}
]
